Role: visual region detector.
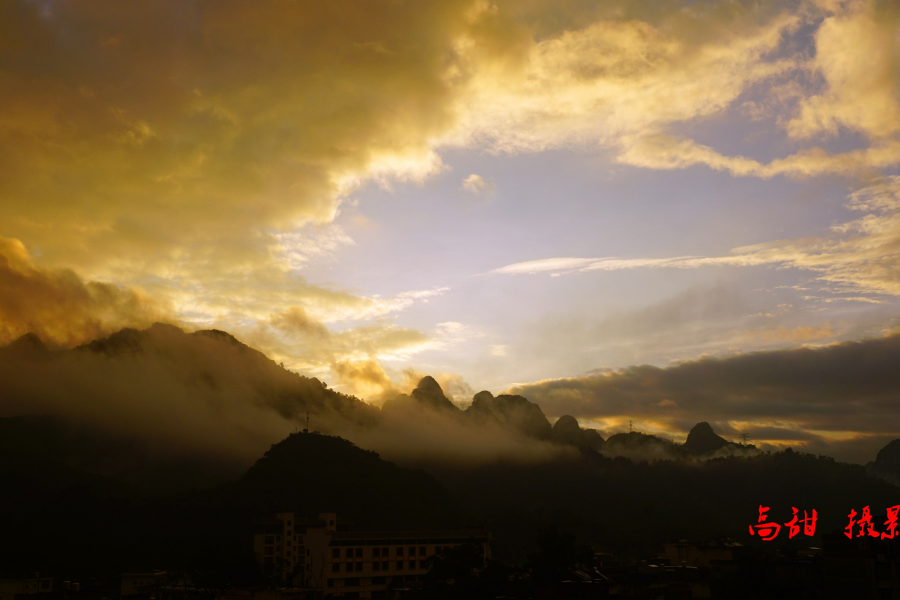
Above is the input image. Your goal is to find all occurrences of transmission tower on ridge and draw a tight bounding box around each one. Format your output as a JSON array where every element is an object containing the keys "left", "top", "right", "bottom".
[{"left": 739, "top": 433, "right": 749, "bottom": 445}]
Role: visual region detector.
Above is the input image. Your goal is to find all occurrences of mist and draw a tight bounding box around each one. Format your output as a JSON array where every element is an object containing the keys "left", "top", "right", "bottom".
[{"left": 0, "top": 324, "right": 573, "bottom": 488}]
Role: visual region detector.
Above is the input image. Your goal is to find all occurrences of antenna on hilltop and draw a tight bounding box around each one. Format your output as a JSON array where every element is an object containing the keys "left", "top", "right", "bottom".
[
  {"left": 304, "top": 411, "right": 309, "bottom": 434},
  {"left": 739, "top": 433, "right": 749, "bottom": 445},
  {"left": 629, "top": 420, "right": 633, "bottom": 433}
]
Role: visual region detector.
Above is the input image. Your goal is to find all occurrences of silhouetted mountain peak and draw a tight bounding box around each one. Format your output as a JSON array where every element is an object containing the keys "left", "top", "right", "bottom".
[
  {"left": 869, "top": 439, "right": 900, "bottom": 483},
  {"left": 876, "top": 439, "right": 900, "bottom": 466},
  {"left": 552, "top": 415, "right": 581, "bottom": 434},
  {"left": 684, "top": 422, "right": 729, "bottom": 455},
  {"left": 470, "top": 390, "right": 495, "bottom": 408},
  {"left": 78, "top": 327, "right": 146, "bottom": 355},
  {"left": 193, "top": 327, "right": 248, "bottom": 349},
  {"left": 550, "top": 415, "right": 605, "bottom": 450},
  {"left": 466, "top": 392, "right": 552, "bottom": 439},
  {"left": 410, "top": 376, "right": 458, "bottom": 411},
  {"left": 5, "top": 332, "right": 48, "bottom": 354}
]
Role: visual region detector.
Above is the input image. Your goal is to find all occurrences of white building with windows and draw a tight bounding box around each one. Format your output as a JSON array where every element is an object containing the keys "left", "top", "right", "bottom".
[{"left": 252, "top": 512, "right": 491, "bottom": 599}]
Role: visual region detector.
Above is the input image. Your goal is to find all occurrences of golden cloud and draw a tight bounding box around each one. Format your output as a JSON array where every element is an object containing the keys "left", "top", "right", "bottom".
[
  {"left": 3, "top": 0, "right": 900, "bottom": 390},
  {"left": 0, "top": 237, "right": 172, "bottom": 346},
  {"left": 3, "top": 0, "right": 896, "bottom": 287}
]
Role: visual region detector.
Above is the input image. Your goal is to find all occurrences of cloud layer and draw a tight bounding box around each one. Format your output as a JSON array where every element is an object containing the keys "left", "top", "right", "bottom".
[{"left": 507, "top": 332, "right": 900, "bottom": 463}]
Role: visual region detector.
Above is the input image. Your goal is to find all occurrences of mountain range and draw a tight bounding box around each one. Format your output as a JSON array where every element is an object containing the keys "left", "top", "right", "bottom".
[{"left": 3, "top": 324, "right": 900, "bottom": 575}]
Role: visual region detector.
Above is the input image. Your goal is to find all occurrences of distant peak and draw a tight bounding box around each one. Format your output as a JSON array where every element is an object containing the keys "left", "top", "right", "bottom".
[
  {"left": 472, "top": 390, "right": 494, "bottom": 405},
  {"left": 193, "top": 328, "right": 241, "bottom": 343},
  {"left": 553, "top": 415, "right": 580, "bottom": 432},
  {"left": 415, "top": 376, "right": 443, "bottom": 395},
  {"left": 550, "top": 415, "right": 604, "bottom": 449},
  {"left": 876, "top": 439, "right": 900, "bottom": 466},
  {"left": 691, "top": 421, "right": 715, "bottom": 433},
  {"left": 684, "top": 422, "right": 729, "bottom": 455},
  {"left": 147, "top": 322, "right": 185, "bottom": 335},
  {"left": 410, "top": 376, "right": 458, "bottom": 411},
  {"left": 6, "top": 332, "right": 48, "bottom": 353}
]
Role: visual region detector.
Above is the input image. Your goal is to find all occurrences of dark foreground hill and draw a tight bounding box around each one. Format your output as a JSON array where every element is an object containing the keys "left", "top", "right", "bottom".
[
  {"left": 227, "top": 432, "right": 460, "bottom": 530},
  {"left": 431, "top": 446, "right": 900, "bottom": 562},
  {"left": 0, "top": 432, "right": 459, "bottom": 579},
  {"left": 3, "top": 423, "right": 900, "bottom": 576}
]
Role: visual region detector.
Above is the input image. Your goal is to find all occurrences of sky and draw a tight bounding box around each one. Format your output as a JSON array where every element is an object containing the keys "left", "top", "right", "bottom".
[{"left": 2, "top": 0, "right": 900, "bottom": 461}]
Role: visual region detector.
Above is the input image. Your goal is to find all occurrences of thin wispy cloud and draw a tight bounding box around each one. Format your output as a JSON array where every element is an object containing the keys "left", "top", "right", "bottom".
[{"left": 491, "top": 177, "right": 900, "bottom": 297}]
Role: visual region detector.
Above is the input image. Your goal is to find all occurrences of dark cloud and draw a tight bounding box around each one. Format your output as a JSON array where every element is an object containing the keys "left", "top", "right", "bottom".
[{"left": 508, "top": 333, "right": 900, "bottom": 463}]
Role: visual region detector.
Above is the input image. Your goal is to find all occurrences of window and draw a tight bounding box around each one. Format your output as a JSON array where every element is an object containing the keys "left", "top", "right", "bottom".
[
  {"left": 373, "top": 561, "right": 380, "bottom": 571},
  {"left": 382, "top": 561, "right": 388, "bottom": 570},
  {"left": 41, "top": 582, "right": 49, "bottom": 590},
  {"left": 287, "top": 520, "right": 292, "bottom": 526},
  {"left": 371, "top": 577, "right": 386, "bottom": 585},
  {"left": 396, "top": 561, "right": 403, "bottom": 570},
  {"left": 286, "top": 530, "right": 291, "bottom": 536},
  {"left": 372, "top": 592, "right": 386, "bottom": 600},
  {"left": 265, "top": 546, "right": 274, "bottom": 555},
  {"left": 373, "top": 548, "right": 380, "bottom": 557},
  {"left": 265, "top": 536, "right": 274, "bottom": 544},
  {"left": 332, "top": 564, "right": 339, "bottom": 573},
  {"left": 383, "top": 547, "right": 389, "bottom": 556},
  {"left": 419, "top": 560, "right": 427, "bottom": 569},
  {"left": 408, "top": 547, "right": 416, "bottom": 556},
  {"left": 287, "top": 540, "right": 291, "bottom": 547},
  {"left": 355, "top": 548, "right": 363, "bottom": 558},
  {"left": 408, "top": 560, "right": 415, "bottom": 570},
  {"left": 286, "top": 551, "right": 291, "bottom": 557},
  {"left": 346, "top": 578, "right": 360, "bottom": 586},
  {"left": 327, "top": 579, "right": 334, "bottom": 587},
  {"left": 333, "top": 549, "right": 340, "bottom": 558},
  {"left": 397, "top": 547, "right": 404, "bottom": 556},
  {"left": 346, "top": 548, "right": 354, "bottom": 558}
]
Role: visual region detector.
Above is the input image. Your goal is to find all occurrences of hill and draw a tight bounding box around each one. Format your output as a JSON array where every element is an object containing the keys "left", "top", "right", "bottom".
[
  {"left": 0, "top": 431, "right": 460, "bottom": 578},
  {"left": 228, "top": 432, "right": 460, "bottom": 530}
]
